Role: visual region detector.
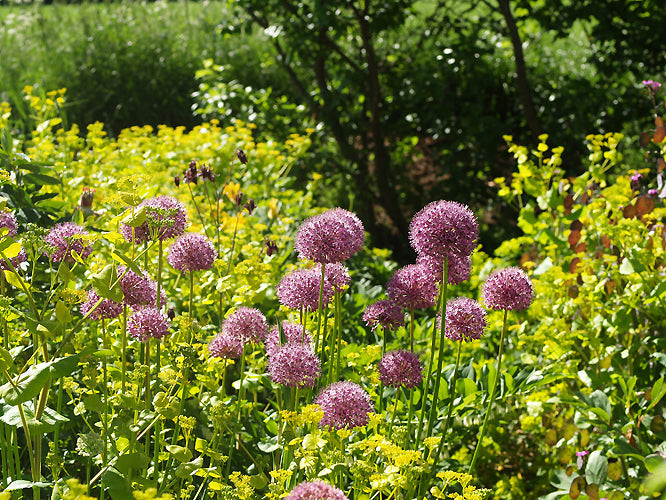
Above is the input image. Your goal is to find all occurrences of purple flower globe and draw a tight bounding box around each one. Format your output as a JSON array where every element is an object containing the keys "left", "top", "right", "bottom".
[
  {"left": 417, "top": 253, "right": 471, "bottom": 285},
  {"left": 221, "top": 307, "right": 268, "bottom": 345},
  {"left": 439, "top": 297, "right": 486, "bottom": 341},
  {"left": 208, "top": 332, "right": 243, "bottom": 359},
  {"left": 121, "top": 196, "right": 187, "bottom": 245},
  {"left": 294, "top": 208, "right": 365, "bottom": 263},
  {"left": 377, "top": 350, "right": 423, "bottom": 389},
  {"left": 286, "top": 480, "right": 350, "bottom": 500},
  {"left": 80, "top": 290, "right": 123, "bottom": 320},
  {"left": 264, "top": 322, "right": 313, "bottom": 356},
  {"left": 117, "top": 265, "right": 162, "bottom": 307},
  {"left": 409, "top": 200, "right": 479, "bottom": 260},
  {"left": 167, "top": 233, "right": 216, "bottom": 273},
  {"left": 127, "top": 306, "right": 170, "bottom": 342},
  {"left": 314, "top": 381, "right": 374, "bottom": 430},
  {"left": 481, "top": 267, "right": 534, "bottom": 311},
  {"left": 362, "top": 300, "right": 404, "bottom": 332},
  {"left": 386, "top": 264, "right": 438, "bottom": 310},
  {"left": 321, "top": 263, "right": 351, "bottom": 294},
  {"left": 276, "top": 267, "right": 334, "bottom": 312},
  {"left": 44, "top": 222, "right": 92, "bottom": 263},
  {"left": 268, "top": 342, "right": 321, "bottom": 388}
]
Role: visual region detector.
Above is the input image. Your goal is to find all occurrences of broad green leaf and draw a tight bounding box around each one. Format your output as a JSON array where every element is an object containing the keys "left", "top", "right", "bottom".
[
  {"left": 0, "top": 354, "right": 80, "bottom": 405},
  {"left": 3, "top": 269, "right": 31, "bottom": 292},
  {"left": 92, "top": 264, "right": 124, "bottom": 303},
  {"left": 0, "top": 402, "right": 69, "bottom": 432},
  {"left": 0, "top": 240, "right": 21, "bottom": 258},
  {"left": 118, "top": 192, "right": 143, "bottom": 207},
  {"left": 611, "top": 437, "right": 644, "bottom": 461},
  {"left": 175, "top": 457, "right": 203, "bottom": 479},
  {"left": 115, "top": 452, "right": 150, "bottom": 474},
  {"left": 589, "top": 390, "right": 611, "bottom": 423},
  {"left": 645, "top": 454, "right": 664, "bottom": 473},
  {"left": 0, "top": 346, "right": 13, "bottom": 372},
  {"left": 166, "top": 444, "right": 193, "bottom": 463},
  {"left": 585, "top": 450, "right": 608, "bottom": 484},
  {"left": 102, "top": 468, "right": 132, "bottom": 500},
  {"left": 111, "top": 250, "right": 143, "bottom": 275},
  {"left": 55, "top": 300, "right": 72, "bottom": 324},
  {"left": 4, "top": 479, "right": 51, "bottom": 491},
  {"left": 619, "top": 258, "right": 634, "bottom": 275},
  {"left": 122, "top": 205, "right": 146, "bottom": 226}
]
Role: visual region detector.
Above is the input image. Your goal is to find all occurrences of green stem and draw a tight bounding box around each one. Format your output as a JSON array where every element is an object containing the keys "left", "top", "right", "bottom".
[
  {"left": 314, "top": 263, "right": 326, "bottom": 355},
  {"left": 469, "top": 309, "right": 509, "bottom": 474},
  {"left": 409, "top": 309, "right": 415, "bottom": 352},
  {"left": 334, "top": 291, "right": 342, "bottom": 381},
  {"left": 435, "top": 339, "right": 463, "bottom": 462},
  {"left": 226, "top": 344, "right": 247, "bottom": 475},
  {"left": 189, "top": 271, "right": 194, "bottom": 318},
  {"left": 387, "top": 387, "right": 400, "bottom": 440},
  {"left": 426, "top": 260, "right": 449, "bottom": 440}
]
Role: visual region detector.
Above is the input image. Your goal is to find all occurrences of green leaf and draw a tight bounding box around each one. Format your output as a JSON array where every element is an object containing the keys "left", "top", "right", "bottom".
[
  {"left": 4, "top": 479, "right": 51, "bottom": 491},
  {"left": 175, "top": 457, "right": 203, "bottom": 479},
  {"left": 0, "top": 402, "right": 69, "bottom": 432},
  {"left": 115, "top": 452, "right": 150, "bottom": 475},
  {"left": 619, "top": 258, "right": 634, "bottom": 275},
  {"left": 122, "top": 205, "right": 146, "bottom": 226},
  {"left": 166, "top": 445, "right": 193, "bottom": 463},
  {"left": 0, "top": 354, "right": 80, "bottom": 405},
  {"left": 119, "top": 192, "right": 143, "bottom": 208},
  {"left": 585, "top": 450, "right": 608, "bottom": 484},
  {"left": 102, "top": 468, "right": 132, "bottom": 500},
  {"left": 645, "top": 454, "right": 665, "bottom": 473},
  {"left": 55, "top": 300, "right": 72, "bottom": 324},
  {"left": 92, "top": 264, "right": 124, "bottom": 303},
  {"left": 611, "top": 437, "right": 644, "bottom": 461},
  {"left": 0, "top": 346, "right": 13, "bottom": 373},
  {"left": 589, "top": 390, "right": 611, "bottom": 423}
]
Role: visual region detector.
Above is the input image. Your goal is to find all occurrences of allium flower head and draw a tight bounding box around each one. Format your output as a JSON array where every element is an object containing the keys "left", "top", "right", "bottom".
[
  {"left": 277, "top": 267, "right": 334, "bottom": 311},
  {"left": 268, "top": 342, "right": 321, "bottom": 388},
  {"left": 127, "top": 306, "right": 170, "bottom": 342},
  {"left": 417, "top": 253, "right": 471, "bottom": 285},
  {"left": 80, "top": 290, "right": 123, "bottom": 321},
  {"left": 0, "top": 212, "right": 18, "bottom": 237},
  {"left": 362, "top": 299, "right": 404, "bottom": 331},
  {"left": 121, "top": 196, "right": 187, "bottom": 244},
  {"left": 321, "top": 263, "right": 351, "bottom": 293},
  {"left": 286, "top": 480, "right": 350, "bottom": 500},
  {"left": 265, "top": 321, "right": 313, "bottom": 357},
  {"left": 409, "top": 200, "right": 479, "bottom": 260},
  {"left": 208, "top": 332, "right": 243, "bottom": 359},
  {"left": 386, "top": 264, "right": 438, "bottom": 310},
  {"left": 377, "top": 350, "right": 423, "bottom": 389},
  {"left": 222, "top": 307, "right": 268, "bottom": 345},
  {"left": 117, "top": 265, "right": 162, "bottom": 307},
  {"left": 44, "top": 222, "right": 92, "bottom": 263},
  {"left": 481, "top": 267, "right": 534, "bottom": 311},
  {"left": 294, "top": 208, "right": 365, "bottom": 263},
  {"left": 440, "top": 297, "right": 486, "bottom": 341},
  {"left": 167, "top": 233, "right": 216, "bottom": 273},
  {"left": 315, "top": 381, "right": 374, "bottom": 430}
]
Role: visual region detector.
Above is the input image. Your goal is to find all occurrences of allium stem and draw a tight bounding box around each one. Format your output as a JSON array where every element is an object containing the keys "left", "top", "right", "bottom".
[
  {"left": 314, "top": 263, "right": 326, "bottom": 355},
  {"left": 186, "top": 183, "right": 211, "bottom": 241},
  {"left": 469, "top": 309, "right": 509, "bottom": 474},
  {"left": 227, "top": 344, "right": 247, "bottom": 475},
  {"left": 334, "top": 291, "right": 342, "bottom": 381},
  {"left": 426, "top": 259, "right": 449, "bottom": 440},
  {"left": 189, "top": 271, "right": 194, "bottom": 318},
  {"left": 409, "top": 309, "right": 415, "bottom": 352},
  {"left": 435, "top": 339, "right": 463, "bottom": 463},
  {"left": 121, "top": 304, "right": 128, "bottom": 393},
  {"left": 387, "top": 386, "right": 401, "bottom": 440}
]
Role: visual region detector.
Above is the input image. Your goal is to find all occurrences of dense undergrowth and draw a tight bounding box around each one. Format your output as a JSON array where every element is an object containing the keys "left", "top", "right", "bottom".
[{"left": 0, "top": 80, "right": 665, "bottom": 500}]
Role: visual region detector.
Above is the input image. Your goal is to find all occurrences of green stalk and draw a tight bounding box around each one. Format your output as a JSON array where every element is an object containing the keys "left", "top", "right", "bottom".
[
  {"left": 426, "top": 261, "right": 449, "bottom": 439},
  {"left": 0, "top": 423, "right": 7, "bottom": 489},
  {"left": 387, "top": 387, "right": 401, "bottom": 441},
  {"left": 334, "top": 291, "right": 342, "bottom": 381},
  {"left": 187, "top": 183, "right": 211, "bottom": 240},
  {"left": 189, "top": 271, "right": 194, "bottom": 318},
  {"left": 313, "top": 263, "right": 326, "bottom": 355},
  {"left": 434, "top": 339, "right": 463, "bottom": 462},
  {"left": 405, "top": 387, "right": 416, "bottom": 449},
  {"left": 409, "top": 309, "right": 415, "bottom": 352},
  {"left": 469, "top": 309, "right": 509, "bottom": 474},
  {"left": 122, "top": 304, "right": 128, "bottom": 392},
  {"left": 226, "top": 344, "right": 247, "bottom": 475}
]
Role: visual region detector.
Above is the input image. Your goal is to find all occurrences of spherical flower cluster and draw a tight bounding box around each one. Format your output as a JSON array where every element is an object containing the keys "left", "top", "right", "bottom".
[
  {"left": 44, "top": 222, "right": 92, "bottom": 263},
  {"left": 268, "top": 342, "right": 321, "bottom": 388},
  {"left": 127, "top": 306, "right": 170, "bottom": 342},
  {"left": 285, "top": 480, "right": 350, "bottom": 500},
  {"left": 417, "top": 253, "right": 471, "bottom": 285},
  {"left": 377, "top": 350, "right": 423, "bottom": 389},
  {"left": 277, "top": 267, "right": 334, "bottom": 311},
  {"left": 409, "top": 200, "right": 478, "bottom": 261},
  {"left": 481, "top": 267, "right": 534, "bottom": 311},
  {"left": 440, "top": 297, "right": 486, "bottom": 341},
  {"left": 294, "top": 208, "right": 365, "bottom": 263},
  {"left": 167, "top": 233, "right": 216, "bottom": 273},
  {"left": 222, "top": 307, "right": 268, "bottom": 345},
  {"left": 208, "top": 332, "right": 243, "bottom": 359},
  {"left": 321, "top": 263, "right": 351, "bottom": 294},
  {"left": 314, "top": 381, "right": 374, "bottom": 430},
  {"left": 265, "top": 322, "right": 313, "bottom": 356},
  {"left": 80, "top": 290, "right": 123, "bottom": 321},
  {"left": 386, "top": 264, "right": 438, "bottom": 310},
  {"left": 0, "top": 212, "right": 18, "bottom": 237},
  {"left": 117, "top": 265, "right": 162, "bottom": 307},
  {"left": 362, "top": 300, "right": 404, "bottom": 332},
  {"left": 121, "top": 196, "right": 187, "bottom": 244}
]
